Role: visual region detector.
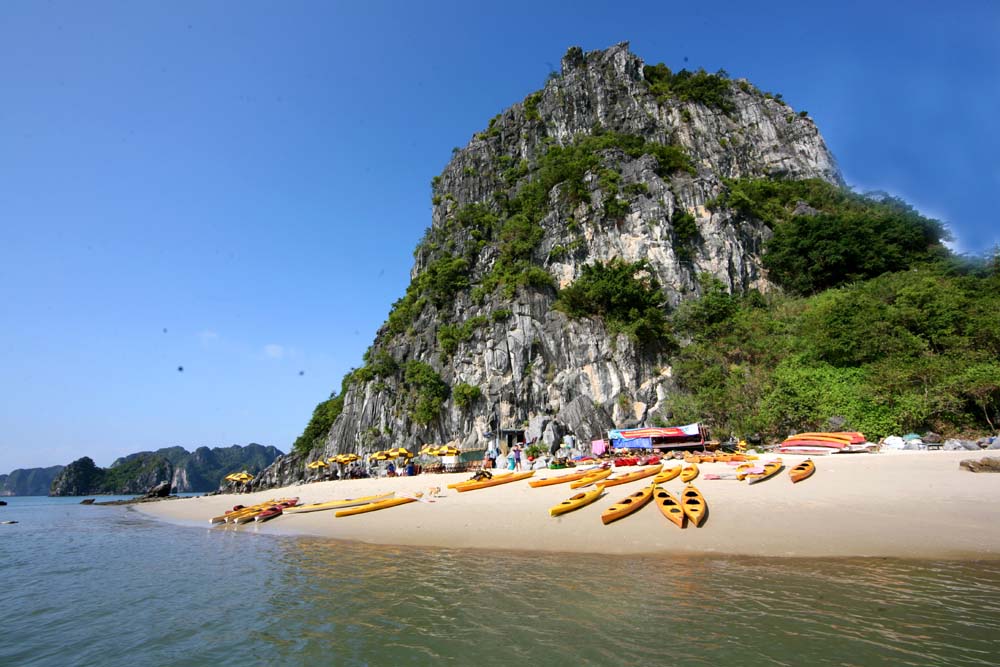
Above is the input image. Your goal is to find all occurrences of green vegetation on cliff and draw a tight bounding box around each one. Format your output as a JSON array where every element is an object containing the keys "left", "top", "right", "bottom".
[
  {"left": 642, "top": 63, "right": 735, "bottom": 113},
  {"left": 710, "top": 178, "right": 949, "bottom": 294},
  {"left": 665, "top": 264, "right": 1000, "bottom": 438},
  {"left": 554, "top": 258, "right": 673, "bottom": 347}
]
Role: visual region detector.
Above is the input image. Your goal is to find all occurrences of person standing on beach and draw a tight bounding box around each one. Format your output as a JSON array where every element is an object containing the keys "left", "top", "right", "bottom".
[{"left": 511, "top": 442, "right": 523, "bottom": 471}]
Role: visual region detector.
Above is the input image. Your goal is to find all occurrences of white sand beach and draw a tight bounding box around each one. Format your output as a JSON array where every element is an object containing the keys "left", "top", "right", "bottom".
[{"left": 136, "top": 451, "right": 1000, "bottom": 559}]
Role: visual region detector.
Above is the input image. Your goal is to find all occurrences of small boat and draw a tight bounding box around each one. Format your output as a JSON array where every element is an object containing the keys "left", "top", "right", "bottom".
[
  {"left": 569, "top": 467, "right": 613, "bottom": 489},
  {"left": 530, "top": 467, "right": 603, "bottom": 488},
  {"left": 550, "top": 485, "right": 605, "bottom": 517},
  {"left": 601, "top": 464, "right": 663, "bottom": 489},
  {"left": 681, "top": 484, "right": 707, "bottom": 527},
  {"left": 788, "top": 458, "right": 815, "bottom": 483},
  {"left": 448, "top": 471, "right": 512, "bottom": 489},
  {"left": 335, "top": 496, "right": 417, "bottom": 517},
  {"left": 653, "top": 485, "right": 685, "bottom": 528},
  {"left": 254, "top": 505, "right": 284, "bottom": 523},
  {"left": 745, "top": 459, "right": 784, "bottom": 485},
  {"left": 455, "top": 470, "right": 535, "bottom": 492},
  {"left": 282, "top": 492, "right": 395, "bottom": 514},
  {"left": 653, "top": 466, "right": 681, "bottom": 484},
  {"left": 680, "top": 463, "right": 699, "bottom": 482},
  {"left": 601, "top": 485, "right": 655, "bottom": 525}
]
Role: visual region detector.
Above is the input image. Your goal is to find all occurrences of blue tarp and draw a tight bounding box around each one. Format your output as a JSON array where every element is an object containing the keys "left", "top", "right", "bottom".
[{"left": 611, "top": 437, "right": 652, "bottom": 449}]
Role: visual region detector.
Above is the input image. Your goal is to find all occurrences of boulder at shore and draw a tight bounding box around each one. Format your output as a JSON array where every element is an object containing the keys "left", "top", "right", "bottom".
[{"left": 959, "top": 457, "right": 1000, "bottom": 473}]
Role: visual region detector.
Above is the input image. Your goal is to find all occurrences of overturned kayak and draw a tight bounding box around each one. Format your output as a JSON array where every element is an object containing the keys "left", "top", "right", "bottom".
[
  {"left": 601, "top": 485, "right": 654, "bottom": 525},
  {"left": 681, "top": 484, "right": 707, "bottom": 527},
  {"left": 455, "top": 470, "right": 534, "bottom": 492},
  {"left": 788, "top": 459, "right": 816, "bottom": 483},
  {"left": 550, "top": 485, "right": 605, "bottom": 517},
  {"left": 283, "top": 492, "right": 395, "bottom": 514},
  {"left": 335, "top": 496, "right": 417, "bottom": 517},
  {"left": 653, "top": 485, "right": 685, "bottom": 528}
]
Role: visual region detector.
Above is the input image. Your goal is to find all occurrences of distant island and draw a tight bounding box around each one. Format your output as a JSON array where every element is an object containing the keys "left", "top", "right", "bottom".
[
  {"left": 36, "top": 444, "right": 284, "bottom": 496},
  {"left": 0, "top": 465, "right": 65, "bottom": 496}
]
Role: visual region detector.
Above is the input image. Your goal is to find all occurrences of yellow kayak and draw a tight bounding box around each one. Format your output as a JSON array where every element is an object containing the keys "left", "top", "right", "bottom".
[
  {"left": 230, "top": 498, "right": 300, "bottom": 525},
  {"left": 680, "top": 463, "right": 699, "bottom": 482},
  {"left": 746, "top": 459, "right": 784, "bottom": 485},
  {"left": 602, "top": 464, "right": 663, "bottom": 489},
  {"left": 283, "top": 492, "right": 395, "bottom": 514},
  {"left": 652, "top": 466, "right": 681, "bottom": 484},
  {"left": 601, "top": 485, "right": 654, "bottom": 525},
  {"left": 569, "top": 467, "right": 613, "bottom": 489},
  {"left": 549, "top": 485, "right": 605, "bottom": 517},
  {"left": 681, "top": 484, "right": 707, "bottom": 527},
  {"left": 455, "top": 470, "right": 535, "bottom": 492},
  {"left": 530, "top": 467, "right": 604, "bottom": 488},
  {"left": 789, "top": 458, "right": 815, "bottom": 483},
  {"left": 209, "top": 499, "right": 277, "bottom": 525},
  {"left": 335, "top": 496, "right": 417, "bottom": 517},
  {"left": 448, "top": 471, "right": 512, "bottom": 489},
  {"left": 653, "top": 485, "right": 685, "bottom": 528}
]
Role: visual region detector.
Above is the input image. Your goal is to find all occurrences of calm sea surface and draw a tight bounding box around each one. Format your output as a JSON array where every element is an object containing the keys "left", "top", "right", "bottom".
[{"left": 1, "top": 496, "right": 998, "bottom": 666}]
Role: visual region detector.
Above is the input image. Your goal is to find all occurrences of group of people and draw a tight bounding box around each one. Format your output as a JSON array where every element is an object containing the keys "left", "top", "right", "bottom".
[{"left": 385, "top": 460, "right": 417, "bottom": 477}]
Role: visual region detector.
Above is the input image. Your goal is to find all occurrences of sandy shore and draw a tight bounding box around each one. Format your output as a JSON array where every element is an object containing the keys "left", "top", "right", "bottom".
[{"left": 135, "top": 451, "right": 1000, "bottom": 559}]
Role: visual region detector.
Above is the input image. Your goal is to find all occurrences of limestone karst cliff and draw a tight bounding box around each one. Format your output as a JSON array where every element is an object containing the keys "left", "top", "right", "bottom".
[
  {"left": 49, "top": 444, "right": 283, "bottom": 495},
  {"left": 257, "top": 42, "right": 848, "bottom": 489}
]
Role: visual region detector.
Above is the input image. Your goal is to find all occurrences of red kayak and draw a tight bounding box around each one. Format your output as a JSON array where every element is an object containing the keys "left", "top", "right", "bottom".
[{"left": 254, "top": 499, "right": 300, "bottom": 523}]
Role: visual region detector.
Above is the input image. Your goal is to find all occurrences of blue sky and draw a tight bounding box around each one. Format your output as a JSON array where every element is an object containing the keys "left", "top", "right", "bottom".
[{"left": 2, "top": 1, "right": 997, "bottom": 472}]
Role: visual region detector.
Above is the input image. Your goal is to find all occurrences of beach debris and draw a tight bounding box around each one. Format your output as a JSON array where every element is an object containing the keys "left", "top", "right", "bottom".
[
  {"left": 959, "top": 457, "right": 1000, "bottom": 473},
  {"left": 943, "top": 439, "right": 981, "bottom": 451}
]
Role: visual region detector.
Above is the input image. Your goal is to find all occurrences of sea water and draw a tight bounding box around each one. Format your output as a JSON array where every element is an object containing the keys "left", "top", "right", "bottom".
[{"left": 1, "top": 496, "right": 998, "bottom": 666}]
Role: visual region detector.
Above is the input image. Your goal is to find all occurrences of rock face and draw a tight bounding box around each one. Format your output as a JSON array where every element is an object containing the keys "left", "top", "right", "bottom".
[
  {"left": 144, "top": 481, "right": 172, "bottom": 498},
  {"left": 0, "top": 465, "right": 65, "bottom": 496},
  {"left": 48, "top": 444, "right": 283, "bottom": 495},
  {"left": 258, "top": 43, "right": 844, "bottom": 490}
]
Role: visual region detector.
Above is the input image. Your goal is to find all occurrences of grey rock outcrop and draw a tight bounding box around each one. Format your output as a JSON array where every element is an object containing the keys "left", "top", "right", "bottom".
[
  {"left": 144, "top": 481, "right": 172, "bottom": 498},
  {"left": 960, "top": 457, "right": 1000, "bottom": 473},
  {"left": 257, "top": 43, "right": 844, "bottom": 490},
  {"left": 943, "top": 439, "right": 980, "bottom": 451}
]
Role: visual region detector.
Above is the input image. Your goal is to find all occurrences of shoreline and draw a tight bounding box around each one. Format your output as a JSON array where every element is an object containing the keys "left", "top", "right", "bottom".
[{"left": 135, "top": 451, "right": 1000, "bottom": 560}]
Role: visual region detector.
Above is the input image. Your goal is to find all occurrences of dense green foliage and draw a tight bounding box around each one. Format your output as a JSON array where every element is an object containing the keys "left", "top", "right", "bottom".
[
  {"left": 554, "top": 259, "right": 673, "bottom": 347},
  {"left": 403, "top": 361, "right": 450, "bottom": 425},
  {"left": 452, "top": 383, "right": 483, "bottom": 408},
  {"left": 666, "top": 266, "right": 1000, "bottom": 439},
  {"left": 710, "top": 178, "right": 949, "bottom": 294},
  {"left": 437, "top": 316, "right": 488, "bottom": 357},
  {"left": 643, "top": 64, "right": 735, "bottom": 113}
]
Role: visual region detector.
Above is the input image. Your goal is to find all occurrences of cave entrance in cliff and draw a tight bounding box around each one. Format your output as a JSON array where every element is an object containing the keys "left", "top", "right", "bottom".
[{"left": 497, "top": 429, "right": 526, "bottom": 455}]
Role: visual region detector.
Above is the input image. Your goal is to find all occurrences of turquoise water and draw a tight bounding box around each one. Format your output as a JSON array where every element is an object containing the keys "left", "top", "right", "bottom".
[{"left": 2, "top": 496, "right": 998, "bottom": 666}]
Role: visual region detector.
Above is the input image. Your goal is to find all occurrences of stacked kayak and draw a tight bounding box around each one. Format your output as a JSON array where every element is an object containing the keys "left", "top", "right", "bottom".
[
  {"left": 210, "top": 498, "right": 299, "bottom": 525},
  {"left": 778, "top": 431, "right": 866, "bottom": 455}
]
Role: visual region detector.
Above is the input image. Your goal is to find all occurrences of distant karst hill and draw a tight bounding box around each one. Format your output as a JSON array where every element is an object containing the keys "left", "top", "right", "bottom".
[
  {"left": 0, "top": 465, "right": 65, "bottom": 496},
  {"left": 48, "top": 444, "right": 283, "bottom": 496},
  {"left": 248, "top": 42, "right": 997, "bottom": 491}
]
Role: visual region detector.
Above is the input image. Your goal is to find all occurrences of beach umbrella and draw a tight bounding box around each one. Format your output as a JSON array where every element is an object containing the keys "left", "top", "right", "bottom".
[
  {"left": 388, "top": 447, "right": 412, "bottom": 459},
  {"left": 430, "top": 445, "right": 460, "bottom": 457},
  {"left": 369, "top": 451, "right": 390, "bottom": 462},
  {"left": 306, "top": 460, "right": 329, "bottom": 470}
]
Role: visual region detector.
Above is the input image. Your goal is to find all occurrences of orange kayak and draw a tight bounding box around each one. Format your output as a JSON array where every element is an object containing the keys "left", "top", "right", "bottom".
[
  {"left": 455, "top": 470, "right": 534, "bottom": 492},
  {"left": 602, "top": 464, "right": 663, "bottom": 489}
]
